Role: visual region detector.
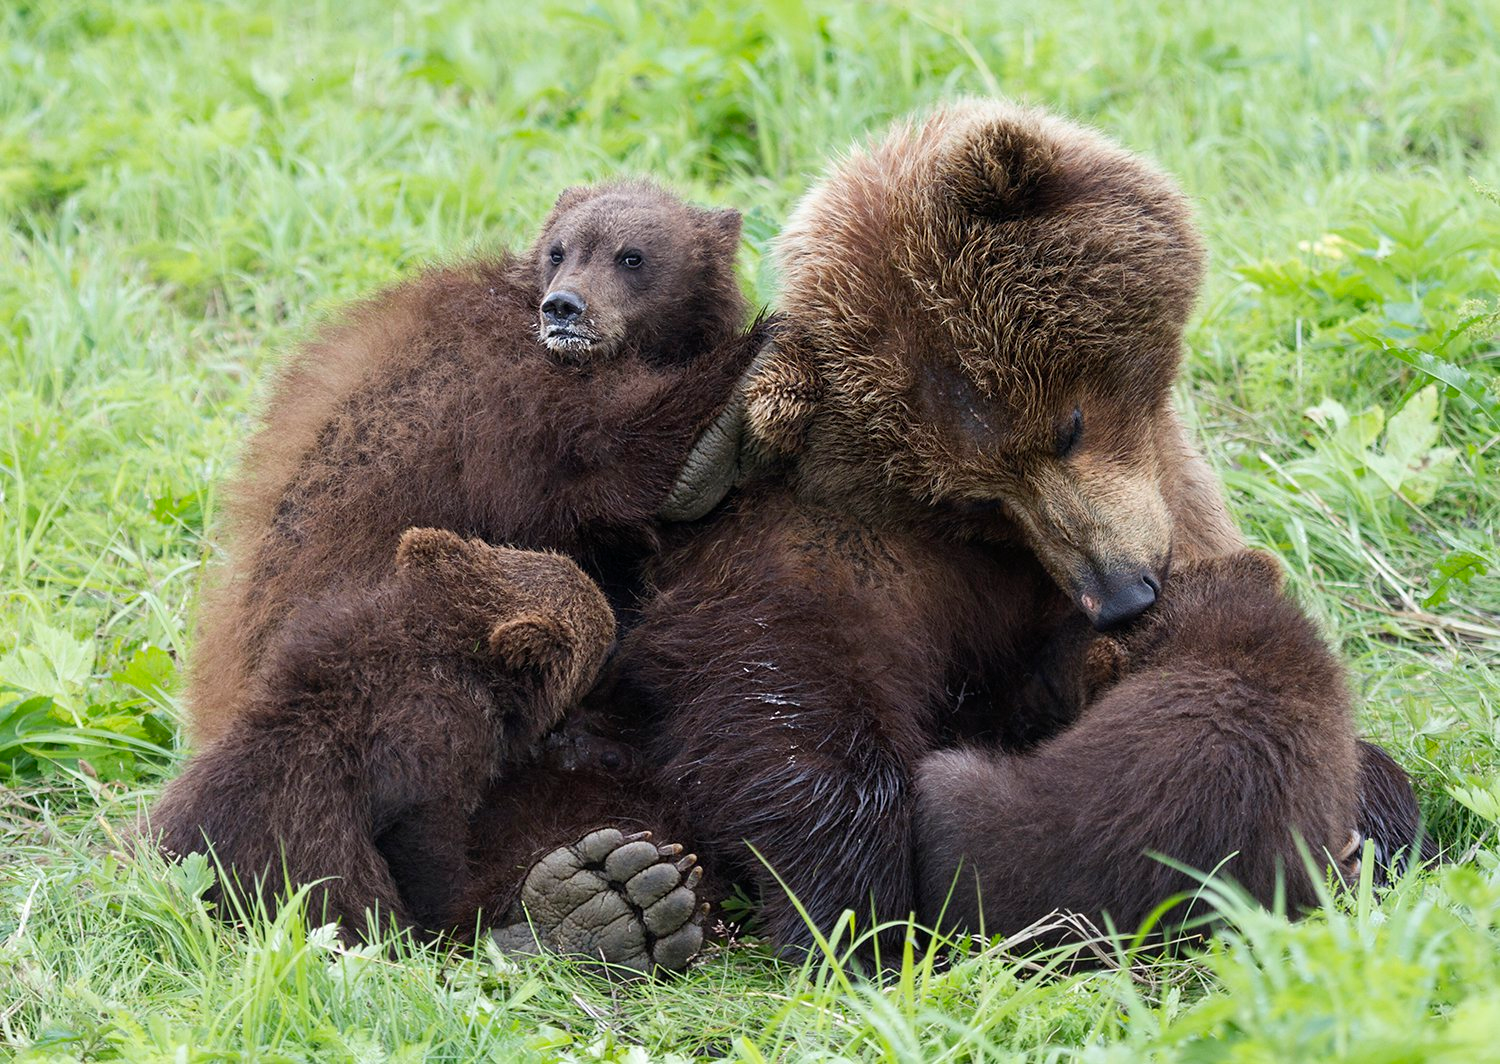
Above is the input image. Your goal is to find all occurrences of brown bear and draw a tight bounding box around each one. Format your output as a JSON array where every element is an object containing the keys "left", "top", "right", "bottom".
[
  {"left": 471, "top": 99, "right": 1426, "bottom": 966},
  {"left": 186, "top": 180, "right": 766, "bottom": 747},
  {"left": 914, "top": 549, "right": 1361, "bottom": 942},
  {"left": 148, "top": 529, "right": 687, "bottom": 940}
]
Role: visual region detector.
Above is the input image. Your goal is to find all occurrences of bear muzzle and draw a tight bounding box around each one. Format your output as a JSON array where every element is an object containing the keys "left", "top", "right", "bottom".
[
  {"left": 538, "top": 288, "right": 599, "bottom": 356},
  {"left": 1076, "top": 564, "right": 1165, "bottom": 631}
]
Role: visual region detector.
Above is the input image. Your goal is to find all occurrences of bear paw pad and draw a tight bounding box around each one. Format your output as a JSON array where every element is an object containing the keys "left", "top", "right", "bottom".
[{"left": 491, "top": 828, "right": 707, "bottom": 974}]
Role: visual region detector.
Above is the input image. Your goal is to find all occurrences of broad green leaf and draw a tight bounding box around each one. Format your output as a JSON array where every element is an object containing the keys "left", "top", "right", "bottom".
[
  {"left": 1341, "top": 404, "right": 1385, "bottom": 451},
  {"left": 1383, "top": 384, "right": 1442, "bottom": 464},
  {"left": 110, "top": 645, "right": 178, "bottom": 703},
  {"left": 1401, "top": 445, "right": 1458, "bottom": 505},
  {"left": 0, "top": 624, "right": 95, "bottom": 708},
  {"left": 1303, "top": 397, "right": 1349, "bottom": 430},
  {"left": 1450, "top": 777, "right": 1500, "bottom": 825},
  {"left": 1384, "top": 346, "right": 1500, "bottom": 430},
  {"left": 1424, "top": 550, "right": 1492, "bottom": 607}
]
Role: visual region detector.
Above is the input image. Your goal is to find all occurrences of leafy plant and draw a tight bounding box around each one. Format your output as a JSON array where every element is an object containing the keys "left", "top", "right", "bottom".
[{"left": 1296, "top": 384, "right": 1458, "bottom": 509}]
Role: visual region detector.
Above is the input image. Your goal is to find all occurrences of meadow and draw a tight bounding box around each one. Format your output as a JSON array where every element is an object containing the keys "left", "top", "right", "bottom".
[{"left": 2, "top": 0, "right": 1498, "bottom": 1059}]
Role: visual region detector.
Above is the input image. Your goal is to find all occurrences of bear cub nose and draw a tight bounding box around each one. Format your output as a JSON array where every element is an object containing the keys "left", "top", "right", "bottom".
[{"left": 541, "top": 290, "right": 586, "bottom": 325}]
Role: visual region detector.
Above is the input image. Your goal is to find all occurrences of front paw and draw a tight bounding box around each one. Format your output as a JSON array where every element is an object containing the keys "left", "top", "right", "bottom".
[
  {"left": 659, "top": 390, "right": 749, "bottom": 522},
  {"left": 742, "top": 333, "right": 821, "bottom": 459}
]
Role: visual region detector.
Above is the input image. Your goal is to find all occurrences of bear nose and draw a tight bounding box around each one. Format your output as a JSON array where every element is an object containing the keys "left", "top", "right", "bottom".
[
  {"left": 1082, "top": 567, "right": 1161, "bottom": 631},
  {"left": 541, "top": 290, "right": 585, "bottom": 325}
]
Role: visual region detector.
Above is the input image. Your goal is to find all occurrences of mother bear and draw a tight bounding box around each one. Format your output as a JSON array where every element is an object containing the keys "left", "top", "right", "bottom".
[{"left": 469, "top": 99, "right": 1419, "bottom": 965}]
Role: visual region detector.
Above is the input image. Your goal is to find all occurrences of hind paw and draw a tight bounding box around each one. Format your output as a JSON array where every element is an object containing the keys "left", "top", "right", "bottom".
[{"left": 491, "top": 828, "right": 707, "bottom": 974}]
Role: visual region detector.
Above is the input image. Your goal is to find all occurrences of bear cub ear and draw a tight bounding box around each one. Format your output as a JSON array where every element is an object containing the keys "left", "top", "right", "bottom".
[
  {"left": 488, "top": 613, "right": 578, "bottom": 674},
  {"left": 395, "top": 527, "right": 469, "bottom": 571},
  {"left": 701, "top": 206, "right": 742, "bottom": 255},
  {"left": 1230, "top": 549, "right": 1285, "bottom": 592},
  {"left": 550, "top": 185, "right": 595, "bottom": 217}
]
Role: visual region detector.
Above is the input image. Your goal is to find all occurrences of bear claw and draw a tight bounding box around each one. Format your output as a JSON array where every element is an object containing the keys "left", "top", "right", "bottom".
[{"left": 491, "top": 827, "right": 707, "bottom": 974}]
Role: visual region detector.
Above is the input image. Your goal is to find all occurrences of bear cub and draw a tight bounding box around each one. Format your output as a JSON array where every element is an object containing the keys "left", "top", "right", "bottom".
[
  {"left": 188, "top": 180, "right": 765, "bottom": 746},
  {"left": 150, "top": 529, "right": 616, "bottom": 937},
  {"left": 916, "top": 549, "right": 1360, "bottom": 942}
]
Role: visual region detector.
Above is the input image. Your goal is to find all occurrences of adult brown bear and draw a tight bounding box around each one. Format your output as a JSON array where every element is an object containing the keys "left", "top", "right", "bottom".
[{"left": 474, "top": 99, "right": 1426, "bottom": 967}]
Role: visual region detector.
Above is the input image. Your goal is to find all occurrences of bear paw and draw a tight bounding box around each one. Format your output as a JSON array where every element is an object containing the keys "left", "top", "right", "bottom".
[
  {"left": 491, "top": 828, "right": 707, "bottom": 974},
  {"left": 1335, "top": 829, "right": 1363, "bottom": 884}
]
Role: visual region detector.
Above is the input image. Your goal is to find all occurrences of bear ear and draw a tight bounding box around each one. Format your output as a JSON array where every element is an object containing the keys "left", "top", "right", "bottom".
[
  {"left": 703, "top": 207, "right": 742, "bottom": 255},
  {"left": 395, "top": 527, "right": 469, "bottom": 571},
  {"left": 537, "top": 186, "right": 597, "bottom": 239},
  {"left": 488, "top": 613, "right": 576, "bottom": 673},
  {"left": 1235, "top": 549, "right": 1285, "bottom": 592},
  {"left": 551, "top": 185, "right": 595, "bottom": 216},
  {"left": 1083, "top": 635, "right": 1129, "bottom": 698},
  {"left": 942, "top": 119, "right": 1065, "bottom": 222}
]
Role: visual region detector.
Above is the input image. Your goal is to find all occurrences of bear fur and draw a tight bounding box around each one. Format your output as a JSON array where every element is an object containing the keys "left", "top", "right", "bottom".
[
  {"left": 914, "top": 549, "right": 1359, "bottom": 941},
  {"left": 150, "top": 529, "right": 616, "bottom": 936},
  {"left": 475, "top": 99, "right": 1422, "bottom": 958},
  {"left": 186, "top": 180, "right": 763, "bottom": 747},
  {"left": 586, "top": 99, "right": 1266, "bottom": 951}
]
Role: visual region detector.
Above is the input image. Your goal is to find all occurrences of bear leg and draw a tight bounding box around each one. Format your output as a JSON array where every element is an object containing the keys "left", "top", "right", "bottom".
[
  {"left": 1355, "top": 739, "right": 1438, "bottom": 881},
  {"left": 376, "top": 797, "right": 474, "bottom": 930},
  {"left": 150, "top": 725, "right": 415, "bottom": 939}
]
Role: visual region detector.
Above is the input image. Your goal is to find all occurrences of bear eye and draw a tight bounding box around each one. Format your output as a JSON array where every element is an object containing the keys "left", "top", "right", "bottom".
[
  {"left": 1056, "top": 407, "right": 1083, "bottom": 458},
  {"left": 619, "top": 250, "right": 644, "bottom": 270},
  {"left": 548, "top": 246, "right": 564, "bottom": 265}
]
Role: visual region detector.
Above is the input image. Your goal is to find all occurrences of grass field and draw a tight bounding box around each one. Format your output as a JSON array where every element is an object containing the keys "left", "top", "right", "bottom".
[{"left": 2, "top": 0, "right": 1498, "bottom": 1059}]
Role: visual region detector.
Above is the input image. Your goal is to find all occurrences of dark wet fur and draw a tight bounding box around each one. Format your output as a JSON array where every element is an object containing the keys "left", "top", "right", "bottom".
[
  {"left": 915, "top": 552, "right": 1361, "bottom": 943},
  {"left": 187, "top": 181, "right": 756, "bottom": 746},
  {"left": 1356, "top": 740, "right": 1439, "bottom": 879},
  {"left": 150, "top": 532, "right": 616, "bottom": 938}
]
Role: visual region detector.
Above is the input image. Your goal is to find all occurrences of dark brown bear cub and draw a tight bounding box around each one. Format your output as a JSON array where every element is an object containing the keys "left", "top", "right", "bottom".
[
  {"left": 150, "top": 530, "right": 616, "bottom": 937},
  {"left": 915, "top": 550, "right": 1359, "bottom": 941},
  {"left": 188, "top": 180, "right": 763, "bottom": 746}
]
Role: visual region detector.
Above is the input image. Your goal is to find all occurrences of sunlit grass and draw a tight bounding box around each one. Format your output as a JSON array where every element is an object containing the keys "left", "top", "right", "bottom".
[{"left": 2, "top": 0, "right": 1497, "bottom": 1059}]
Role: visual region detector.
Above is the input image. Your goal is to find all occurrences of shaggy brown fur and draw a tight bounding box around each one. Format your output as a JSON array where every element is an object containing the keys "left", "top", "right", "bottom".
[
  {"left": 150, "top": 530, "right": 615, "bottom": 936},
  {"left": 520, "top": 100, "right": 1415, "bottom": 957},
  {"left": 187, "top": 181, "right": 759, "bottom": 746},
  {"left": 914, "top": 550, "right": 1359, "bottom": 940},
  {"left": 751, "top": 99, "right": 1243, "bottom": 603},
  {"left": 1356, "top": 740, "right": 1439, "bottom": 875},
  {"left": 584, "top": 99, "right": 1256, "bottom": 952}
]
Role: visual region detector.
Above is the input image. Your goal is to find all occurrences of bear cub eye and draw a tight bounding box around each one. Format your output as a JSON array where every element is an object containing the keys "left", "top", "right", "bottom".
[
  {"left": 619, "top": 250, "right": 644, "bottom": 270},
  {"left": 1056, "top": 407, "right": 1084, "bottom": 458},
  {"left": 548, "top": 246, "right": 564, "bottom": 265}
]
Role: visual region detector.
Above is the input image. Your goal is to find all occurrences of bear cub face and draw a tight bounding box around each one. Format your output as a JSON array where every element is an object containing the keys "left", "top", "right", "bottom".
[
  {"left": 535, "top": 183, "right": 742, "bottom": 363},
  {"left": 391, "top": 528, "right": 616, "bottom": 719}
]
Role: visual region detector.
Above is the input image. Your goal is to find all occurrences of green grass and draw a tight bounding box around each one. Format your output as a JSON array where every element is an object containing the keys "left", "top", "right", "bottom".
[{"left": 2, "top": 0, "right": 1498, "bottom": 1059}]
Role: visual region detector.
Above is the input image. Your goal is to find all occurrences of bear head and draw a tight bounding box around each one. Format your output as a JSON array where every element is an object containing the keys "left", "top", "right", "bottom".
[
  {"left": 752, "top": 99, "right": 1206, "bottom": 630},
  {"left": 393, "top": 528, "right": 616, "bottom": 716},
  {"left": 532, "top": 180, "right": 746, "bottom": 365}
]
